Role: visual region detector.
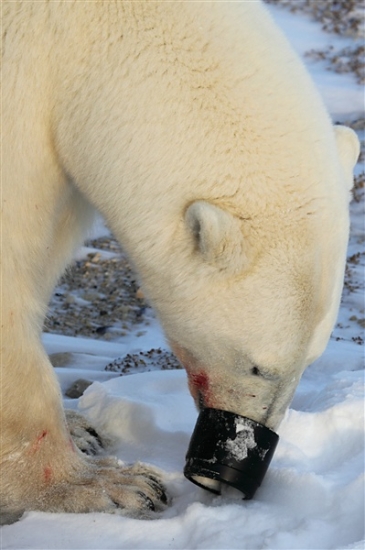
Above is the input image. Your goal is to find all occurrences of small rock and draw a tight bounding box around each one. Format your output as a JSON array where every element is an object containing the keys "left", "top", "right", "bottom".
[
  {"left": 49, "top": 352, "right": 73, "bottom": 368},
  {"left": 136, "top": 288, "right": 145, "bottom": 300},
  {"left": 95, "top": 325, "right": 111, "bottom": 335},
  {"left": 65, "top": 378, "right": 93, "bottom": 399},
  {"left": 65, "top": 293, "right": 76, "bottom": 305}
]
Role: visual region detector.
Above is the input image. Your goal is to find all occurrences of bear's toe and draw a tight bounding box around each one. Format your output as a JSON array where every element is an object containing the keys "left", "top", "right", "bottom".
[{"left": 65, "top": 410, "right": 106, "bottom": 455}]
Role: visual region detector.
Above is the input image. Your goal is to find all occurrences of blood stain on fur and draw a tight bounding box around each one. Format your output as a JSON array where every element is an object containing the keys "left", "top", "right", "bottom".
[
  {"left": 43, "top": 466, "right": 52, "bottom": 482},
  {"left": 191, "top": 372, "right": 209, "bottom": 392},
  {"left": 29, "top": 430, "right": 48, "bottom": 454}
]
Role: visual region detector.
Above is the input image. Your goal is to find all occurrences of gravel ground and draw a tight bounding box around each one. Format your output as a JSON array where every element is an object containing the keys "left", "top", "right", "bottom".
[
  {"left": 45, "top": 1, "right": 364, "bottom": 355},
  {"left": 264, "top": 0, "right": 364, "bottom": 39},
  {"left": 104, "top": 348, "right": 182, "bottom": 373},
  {"left": 264, "top": 0, "right": 364, "bottom": 83},
  {"left": 44, "top": 235, "right": 152, "bottom": 340}
]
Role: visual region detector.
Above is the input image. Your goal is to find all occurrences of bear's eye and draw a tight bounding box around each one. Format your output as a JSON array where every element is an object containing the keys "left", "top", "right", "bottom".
[{"left": 251, "top": 366, "right": 280, "bottom": 382}]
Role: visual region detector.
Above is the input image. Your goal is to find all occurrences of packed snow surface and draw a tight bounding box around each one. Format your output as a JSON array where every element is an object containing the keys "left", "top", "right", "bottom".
[{"left": 1, "top": 3, "right": 364, "bottom": 550}]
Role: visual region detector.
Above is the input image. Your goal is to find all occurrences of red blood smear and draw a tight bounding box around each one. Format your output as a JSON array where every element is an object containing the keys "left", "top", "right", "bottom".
[
  {"left": 29, "top": 430, "right": 48, "bottom": 454},
  {"left": 191, "top": 372, "right": 209, "bottom": 392},
  {"left": 43, "top": 466, "right": 52, "bottom": 482},
  {"left": 37, "top": 430, "right": 48, "bottom": 441}
]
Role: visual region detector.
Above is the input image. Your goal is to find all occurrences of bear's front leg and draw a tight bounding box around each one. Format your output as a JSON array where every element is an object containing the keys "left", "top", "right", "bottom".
[{"left": 0, "top": 339, "right": 167, "bottom": 525}]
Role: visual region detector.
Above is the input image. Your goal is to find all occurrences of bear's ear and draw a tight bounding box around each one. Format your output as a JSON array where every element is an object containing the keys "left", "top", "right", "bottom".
[
  {"left": 185, "top": 201, "right": 247, "bottom": 272},
  {"left": 334, "top": 125, "right": 360, "bottom": 189}
]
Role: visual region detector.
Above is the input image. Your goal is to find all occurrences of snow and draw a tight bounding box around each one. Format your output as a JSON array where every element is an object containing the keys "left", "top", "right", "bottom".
[{"left": 1, "top": 4, "right": 364, "bottom": 550}]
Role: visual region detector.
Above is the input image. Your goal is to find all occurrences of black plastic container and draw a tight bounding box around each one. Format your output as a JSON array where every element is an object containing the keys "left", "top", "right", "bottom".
[{"left": 184, "top": 408, "right": 279, "bottom": 499}]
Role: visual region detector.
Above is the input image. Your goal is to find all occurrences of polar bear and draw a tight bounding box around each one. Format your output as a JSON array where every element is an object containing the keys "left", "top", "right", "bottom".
[{"left": 1, "top": 0, "right": 359, "bottom": 523}]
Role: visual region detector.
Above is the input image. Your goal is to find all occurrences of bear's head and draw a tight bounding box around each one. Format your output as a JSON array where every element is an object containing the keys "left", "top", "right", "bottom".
[{"left": 145, "top": 125, "right": 359, "bottom": 431}]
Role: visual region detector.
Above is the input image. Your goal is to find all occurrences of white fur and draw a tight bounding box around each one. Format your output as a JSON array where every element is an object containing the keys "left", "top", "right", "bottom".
[{"left": 1, "top": 0, "right": 359, "bottom": 519}]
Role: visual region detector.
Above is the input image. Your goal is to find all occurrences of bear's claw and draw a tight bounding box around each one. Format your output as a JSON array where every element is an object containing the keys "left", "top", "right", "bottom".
[{"left": 65, "top": 410, "right": 106, "bottom": 455}]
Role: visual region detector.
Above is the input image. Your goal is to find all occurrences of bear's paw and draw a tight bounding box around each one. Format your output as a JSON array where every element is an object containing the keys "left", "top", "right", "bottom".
[{"left": 1, "top": 458, "right": 168, "bottom": 523}]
